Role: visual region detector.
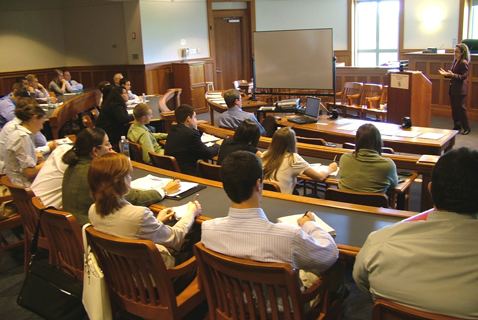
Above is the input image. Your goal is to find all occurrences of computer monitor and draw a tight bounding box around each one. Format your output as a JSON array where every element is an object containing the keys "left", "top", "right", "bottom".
[{"left": 305, "top": 97, "right": 320, "bottom": 119}]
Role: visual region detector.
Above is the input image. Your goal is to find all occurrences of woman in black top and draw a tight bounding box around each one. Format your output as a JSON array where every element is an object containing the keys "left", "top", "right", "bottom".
[
  {"left": 218, "top": 119, "right": 261, "bottom": 164},
  {"left": 96, "top": 85, "right": 133, "bottom": 150}
]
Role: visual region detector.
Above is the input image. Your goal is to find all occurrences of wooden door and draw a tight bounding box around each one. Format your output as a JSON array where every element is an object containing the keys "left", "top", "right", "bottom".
[{"left": 212, "top": 10, "right": 252, "bottom": 90}]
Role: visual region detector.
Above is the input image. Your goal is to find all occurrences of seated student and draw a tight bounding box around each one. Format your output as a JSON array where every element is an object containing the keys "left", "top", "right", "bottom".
[
  {"left": 217, "top": 119, "right": 261, "bottom": 165},
  {"left": 3, "top": 104, "right": 47, "bottom": 187},
  {"left": 25, "top": 74, "right": 51, "bottom": 103},
  {"left": 353, "top": 147, "right": 478, "bottom": 318},
  {"left": 164, "top": 104, "right": 219, "bottom": 175},
  {"left": 127, "top": 103, "right": 167, "bottom": 164},
  {"left": 88, "top": 152, "right": 201, "bottom": 269},
  {"left": 217, "top": 89, "right": 266, "bottom": 135},
  {"left": 202, "top": 151, "right": 338, "bottom": 287},
  {"left": 120, "top": 78, "right": 139, "bottom": 102},
  {"left": 338, "top": 123, "right": 398, "bottom": 194},
  {"left": 62, "top": 128, "right": 176, "bottom": 225},
  {"left": 95, "top": 85, "right": 133, "bottom": 151},
  {"left": 262, "top": 127, "right": 337, "bottom": 194},
  {"left": 0, "top": 82, "right": 31, "bottom": 129},
  {"left": 112, "top": 73, "right": 123, "bottom": 87},
  {"left": 48, "top": 69, "right": 67, "bottom": 96},
  {"left": 63, "top": 70, "right": 83, "bottom": 93}
]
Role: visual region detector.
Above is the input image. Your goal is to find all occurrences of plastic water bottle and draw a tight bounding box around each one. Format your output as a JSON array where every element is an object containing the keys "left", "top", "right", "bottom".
[
  {"left": 119, "top": 136, "right": 130, "bottom": 158},
  {"left": 142, "top": 93, "right": 146, "bottom": 102}
]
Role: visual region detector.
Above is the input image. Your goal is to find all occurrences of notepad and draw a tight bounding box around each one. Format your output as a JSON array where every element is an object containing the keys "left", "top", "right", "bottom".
[
  {"left": 310, "top": 163, "right": 339, "bottom": 177},
  {"left": 201, "top": 133, "right": 220, "bottom": 144},
  {"left": 418, "top": 132, "right": 444, "bottom": 140},
  {"left": 130, "top": 175, "right": 198, "bottom": 197},
  {"left": 170, "top": 203, "right": 192, "bottom": 219},
  {"left": 277, "top": 212, "right": 336, "bottom": 237},
  {"left": 417, "top": 154, "right": 440, "bottom": 164}
]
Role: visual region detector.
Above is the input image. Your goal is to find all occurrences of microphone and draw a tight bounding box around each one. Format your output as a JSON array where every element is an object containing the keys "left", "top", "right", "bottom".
[{"left": 320, "top": 102, "right": 339, "bottom": 120}]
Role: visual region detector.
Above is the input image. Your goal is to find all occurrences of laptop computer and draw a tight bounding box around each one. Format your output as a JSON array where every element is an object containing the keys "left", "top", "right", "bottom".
[{"left": 287, "top": 97, "right": 320, "bottom": 124}]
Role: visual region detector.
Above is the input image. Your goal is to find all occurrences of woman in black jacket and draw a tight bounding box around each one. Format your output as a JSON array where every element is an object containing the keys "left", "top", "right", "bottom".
[{"left": 96, "top": 85, "right": 133, "bottom": 150}]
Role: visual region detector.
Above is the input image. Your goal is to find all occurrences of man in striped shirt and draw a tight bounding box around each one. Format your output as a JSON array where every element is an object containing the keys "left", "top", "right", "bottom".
[{"left": 201, "top": 151, "right": 339, "bottom": 284}]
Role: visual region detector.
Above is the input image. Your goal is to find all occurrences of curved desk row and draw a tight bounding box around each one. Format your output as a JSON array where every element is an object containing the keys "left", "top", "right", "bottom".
[
  {"left": 132, "top": 161, "right": 416, "bottom": 257},
  {"left": 197, "top": 123, "right": 436, "bottom": 211}
]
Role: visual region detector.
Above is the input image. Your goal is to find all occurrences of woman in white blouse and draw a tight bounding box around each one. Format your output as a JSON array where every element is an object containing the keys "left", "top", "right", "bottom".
[
  {"left": 4, "top": 102, "right": 47, "bottom": 187},
  {"left": 88, "top": 152, "right": 201, "bottom": 269},
  {"left": 262, "top": 127, "right": 337, "bottom": 194}
]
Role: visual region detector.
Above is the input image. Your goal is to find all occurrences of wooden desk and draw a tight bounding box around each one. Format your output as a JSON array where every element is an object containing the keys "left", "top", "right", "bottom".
[
  {"left": 205, "top": 91, "right": 267, "bottom": 125},
  {"left": 132, "top": 161, "right": 416, "bottom": 256},
  {"left": 198, "top": 123, "right": 436, "bottom": 211},
  {"left": 277, "top": 115, "right": 457, "bottom": 155}
]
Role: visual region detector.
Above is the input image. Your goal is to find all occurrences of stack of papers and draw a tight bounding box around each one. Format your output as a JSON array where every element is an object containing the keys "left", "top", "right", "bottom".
[
  {"left": 418, "top": 132, "right": 444, "bottom": 140},
  {"left": 131, "top": 175, "right": 198, "bottom": 197},
  {"left": 310, "top": 163, "right": 339, "bottom": 177},
  {"left": 277, "top": 212, "right": 336, "bottom": 236}
]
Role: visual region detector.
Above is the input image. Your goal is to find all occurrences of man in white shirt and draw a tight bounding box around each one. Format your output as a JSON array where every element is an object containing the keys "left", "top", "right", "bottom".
[
  {"left": 353, "top": 147, "right": 478, "bottom": 318},
  {"left": 63, "top": 71, "right": 83, "bottom": 93},
  {"left": 201, "top": 151, "right": 339, "bottom": 282}
]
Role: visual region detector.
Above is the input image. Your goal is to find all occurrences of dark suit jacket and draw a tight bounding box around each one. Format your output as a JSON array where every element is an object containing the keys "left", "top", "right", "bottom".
[
  {"left": 164, "top": 123, "right": 219, "bottom": 175},
  {"left": 96, "top": 102, "right": 133, "bottom": 148},
  {"left": 448, "top": 59, "right": 469, "bottom": 96}
]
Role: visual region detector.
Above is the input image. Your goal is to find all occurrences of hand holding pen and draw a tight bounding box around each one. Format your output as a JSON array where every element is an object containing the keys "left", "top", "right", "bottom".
[{"left": 298, "top": 211, "right": 315, "bottom": 227}]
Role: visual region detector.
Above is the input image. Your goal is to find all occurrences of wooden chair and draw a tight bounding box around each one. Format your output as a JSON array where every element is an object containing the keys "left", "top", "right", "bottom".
[
  {"left": 361, "top": 83, "right": 383, "bottom": 110},
  {"left": 33, "top": 197, "right": 84, "bottom": 281},
  {"left": 85, "top": 225, "right": 204, "bottom": 320},
  {"left": 0, "top": 176, "right": 50, "bottom": 269},
  {"left": 197, "top": 160, "right": 221, "bottom": 182},
  {"left": 296, "top": 135, "right": 328, "bottom": 146},
  {"left": 263, "top": 180, "right": 281, "bottom": 192},
  {"left": 372, "top": 298, "right": 464, "bottom": 320},
  {"left": 128, "top": 140, "right": 144, "bottom": 163},
  {"left": 149, "top": 152, "right": 181, "bottom": 172},
  {"left": 194, "top": 242, "right": 330, "bottom": 320},
  {"left": 325, "top": 188, "right": 389, "bottom": 208},
  {"left": 81, "top": 114, "right": 94, "bottom": 128},
  {"left": 342, "top": 142, "right": 395, "bottom": 154},
  {"left": 233, "top": 80, "right": 250, "bottom": 94},
  {"left": 331, "top": 82, "right": 363, "bottom": 117},
  {"left": 159, "top": 88, "right": 182, "bottom": 113}
]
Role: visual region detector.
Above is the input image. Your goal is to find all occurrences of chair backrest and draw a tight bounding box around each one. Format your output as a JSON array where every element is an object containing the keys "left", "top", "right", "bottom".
[
  {"left": 340, "top": 82, "right": 363, "bottom": 105},
  {"left": 85, "top": 226, "right": 179, "bottom": 319},
  {"left": 34, "top": 197, "right": 84, "bottom": 281},
  {"left": 233, "top": 80, "right": 250, "bottom": 94},
  {"left": 194, "top": 242, "right": 319, "bottom": 320},
  {"left": 360, "top": 83, "right": 383, "bottom": 107},
  {"left": 1, "top": 176, "right": 42, "bottom": 241},
  {"left": 325, "top": 188, "right": 389, "bottom": 208},
  {"left": 81, "top": 114, "right": 94, "bottom": 128},
  {"left": 159, "top": 88, "right": 182, "bottom": 113},
  {"left": 342, "top": 142, "right": 395, "bottom": 154},
  {"left": 149, "top": 152, "right": 181, "bottom": 172},
  {"left": 372, "top": 298, "right": 464, "bottom": 320},
  {"left": 263, "top": 180, "right": 282, "bottom": 193},
  {"left": 128, "top": 140, "right": 144, "bottom": 163},
  {"left": 296, "top": 135, "right": 327, "bottom": 146},
  {"left": 197, "top": 160, "right": 221, "bottom": 181}
]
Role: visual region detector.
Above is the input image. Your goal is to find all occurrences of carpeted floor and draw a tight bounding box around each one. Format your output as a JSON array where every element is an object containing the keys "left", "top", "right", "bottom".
[{"left": 1, "top": 114, "right": 476, "bottom": 320}]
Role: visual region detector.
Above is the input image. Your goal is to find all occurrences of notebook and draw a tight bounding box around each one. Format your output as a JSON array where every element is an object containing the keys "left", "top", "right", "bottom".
[{"left": 287, "top": 97, "right": 320, "bottom": 124}]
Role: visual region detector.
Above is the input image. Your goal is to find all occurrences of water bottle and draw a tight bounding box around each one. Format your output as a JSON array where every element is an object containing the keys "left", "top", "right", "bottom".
[
  {"left": 119, "top": 136, "right": 130, "bottom": 158},
  {"left": 142, "top": 93, "right": 146, "bottom": 102}
]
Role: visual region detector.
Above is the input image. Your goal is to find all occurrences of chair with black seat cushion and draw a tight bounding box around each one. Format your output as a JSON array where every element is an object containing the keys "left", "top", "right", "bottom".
[
  {"left": 194, "top": 242, "right": 337, "bottom": 320},
  {"left": 159, "top": 88, "right": 182, "bottom": 113},
  {"left": 33, "top": 197, "right": 84, "bottom": 281},
  {"left": 85, "top": 225, "right": 204, "bottom": 320},
  {"left": 149, "top": 152, "right": 181, "bottom": 172},
  {"left": 373, "top": 298, "right": 464, "bottom": 320},
  {"left": 197, "top": 160, "right": 221, "bottom": 182},
  {"left": 1, "top": 176, "right": 51, "bottom": 270},
  {"left": 325, "top": 188, "right": 389, "bottom": 208}
]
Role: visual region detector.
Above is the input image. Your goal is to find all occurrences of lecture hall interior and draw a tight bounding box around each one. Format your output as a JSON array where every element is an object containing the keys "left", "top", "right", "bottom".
[{"left": 0, "top": 0, "right": 477, "bottom": 319}]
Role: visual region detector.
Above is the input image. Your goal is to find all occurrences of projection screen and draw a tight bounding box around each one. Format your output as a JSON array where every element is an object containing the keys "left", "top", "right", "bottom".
[{"left": 254, "top": 28, "right": 334, "bottom": 90}]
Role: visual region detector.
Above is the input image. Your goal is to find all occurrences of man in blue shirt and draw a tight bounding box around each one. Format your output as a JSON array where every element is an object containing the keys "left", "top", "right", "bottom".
[
  {"left": 217, "top": 89, "right": 266, "bottom": 135},
  {"left": 0, "top": 82, "right": 30, "bottom": 129}
]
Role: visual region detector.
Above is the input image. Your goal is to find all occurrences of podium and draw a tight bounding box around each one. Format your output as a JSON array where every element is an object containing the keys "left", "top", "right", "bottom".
[{"left": 387, "top": 71, "right": 432, "bottom": 127}]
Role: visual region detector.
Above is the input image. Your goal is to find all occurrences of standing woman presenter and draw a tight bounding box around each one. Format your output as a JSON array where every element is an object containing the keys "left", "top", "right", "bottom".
[{"left": 439, "top": 43, "right": 471, "bottom": 135}]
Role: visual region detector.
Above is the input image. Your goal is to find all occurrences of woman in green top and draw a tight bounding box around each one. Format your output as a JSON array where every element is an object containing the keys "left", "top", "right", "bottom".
[
  {"left": 338, "top": 123, "right": 398, "bottom": 194},
  {"left": 127, "top": 103, "right": 167, "bottom": 164}
]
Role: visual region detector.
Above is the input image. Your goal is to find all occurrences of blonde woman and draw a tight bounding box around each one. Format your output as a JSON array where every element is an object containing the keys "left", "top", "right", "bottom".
[{"left": 262, "top": 127, "right": 337, "bottom": 194}]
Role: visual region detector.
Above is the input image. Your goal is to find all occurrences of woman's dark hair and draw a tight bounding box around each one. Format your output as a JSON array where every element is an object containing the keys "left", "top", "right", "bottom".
[
  {"left": 354, "top": 123, "right": 383, "bottom": 155},
  {"left": 233, "top": 119, "right": 260, "bottom": 147},
  {"left": 62, "top": 128, "right": 107, "bottom": 165},
  {"left": 103, "top": 85, "right": 126, "bottom": 108},
  {"left": 88, "top": 153, "right": 131, "bottom": 216},
  {"left": 15, "top": 103, "right": 45, "bottom": 122},
  {"left": 119, "top": 78, "right": 130, "bottom": 86}
]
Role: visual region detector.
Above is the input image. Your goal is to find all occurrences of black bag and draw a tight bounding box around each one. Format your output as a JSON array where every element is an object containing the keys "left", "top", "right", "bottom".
[{"left": 17, "top": 214, "right": 86, "bottom": 320}]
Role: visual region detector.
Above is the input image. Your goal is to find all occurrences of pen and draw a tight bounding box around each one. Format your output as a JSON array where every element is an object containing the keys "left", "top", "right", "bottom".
[{"left": 333, "top": 155, "right": 337, "bottom": 162}]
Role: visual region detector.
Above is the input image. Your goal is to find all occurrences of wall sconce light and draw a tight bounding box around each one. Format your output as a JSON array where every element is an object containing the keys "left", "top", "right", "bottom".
[{"left": 180, "top": 48, "right": 190, "bottom": 60}]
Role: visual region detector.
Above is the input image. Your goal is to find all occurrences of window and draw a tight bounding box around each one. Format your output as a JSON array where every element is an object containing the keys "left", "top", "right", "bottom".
[
  {"left": 355, "top": 0, "right": 400, "bottom": 66},
  {"left": 469, "top": 0, "right": 478, "bottom": 38}
]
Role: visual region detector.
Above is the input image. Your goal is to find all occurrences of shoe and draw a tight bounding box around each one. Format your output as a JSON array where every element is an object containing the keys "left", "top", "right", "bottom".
[
  {"left": 462, "top": 129, "right": 471, "bottom": 135},
  {"left": 452, "top": 126, "right": 462, "bottom": 131}
]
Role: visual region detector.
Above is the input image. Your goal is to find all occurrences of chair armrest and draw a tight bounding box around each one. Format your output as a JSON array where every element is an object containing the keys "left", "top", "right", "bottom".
[
  {"left": 167, "top": 256, "right": 197, "bottom": 279},
  {"left": 365, "top": 96, "right": 381, "bottom": 109},
  {"left": 301, "top": 278, "right": 324, "bottom": 302},
  {"left": 346, "top": 93, "right": 361, "bottom": 105}
]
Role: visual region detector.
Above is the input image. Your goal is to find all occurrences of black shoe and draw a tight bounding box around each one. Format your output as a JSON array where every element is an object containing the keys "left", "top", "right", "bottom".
[
  {"left": 453, "top": 126, "right": 462, "bottom": 131},
  {"left": 462, "top": 129, "right": 471, "bottom": 135}
]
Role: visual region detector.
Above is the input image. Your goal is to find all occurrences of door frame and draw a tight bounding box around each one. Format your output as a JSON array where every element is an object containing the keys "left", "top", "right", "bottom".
[{"left": 207, "top": 0, "right": 256, "bottom": 88}]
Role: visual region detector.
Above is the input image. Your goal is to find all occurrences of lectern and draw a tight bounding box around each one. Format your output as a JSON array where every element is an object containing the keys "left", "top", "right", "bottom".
[{"left": 387, "top": 71, "right": 432, "bottom": 127}]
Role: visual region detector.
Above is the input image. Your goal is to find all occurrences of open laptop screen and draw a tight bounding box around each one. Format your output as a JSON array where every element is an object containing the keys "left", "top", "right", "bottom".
[{"left": 305, "top": 97, "right": 320, "bottom": 118}]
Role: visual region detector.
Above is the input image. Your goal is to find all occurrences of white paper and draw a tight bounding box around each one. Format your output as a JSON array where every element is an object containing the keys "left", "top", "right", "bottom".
[
  {"left": 130, "top": 175, "right": 198, "bottom": 197},
  {"left": 170, "top": 203, "right": 191, "bottom": 219},
  {"left": 277, "top": 212, "right": 336, "bottom": 236},
  {"left": 390, "top": 73, "right": 409, "bottom": 90},
  {"left": 418, "top": 132, "right": 444, "bottom": 140},
  {"left": 201, "top": 133, "right": 220, "bottom": 144},
  {"left": 310, "top": 163, "right": 340, "bottom": 177},
  {"left": 395, "top": 131, "right": 419, "bottom": 138},
  {"left": 55, "top": 137, "right": 73, "bottom": 145}
]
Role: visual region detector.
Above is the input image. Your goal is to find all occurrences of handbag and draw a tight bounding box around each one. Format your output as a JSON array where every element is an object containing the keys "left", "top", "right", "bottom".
[
  {"left": 82, "top": 223, "right": 112, "bottom": 320},
  {"left": 17, "top": 214, "right": 86, "bottom": 320}
]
